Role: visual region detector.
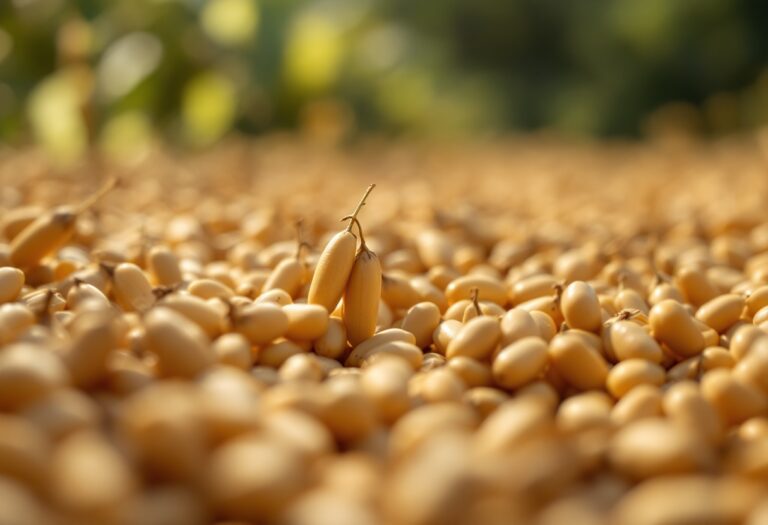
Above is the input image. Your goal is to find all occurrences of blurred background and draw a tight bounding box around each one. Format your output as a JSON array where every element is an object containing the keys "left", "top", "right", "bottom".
[{"left": 2, "top": 0, "right": 768, "bottom": 163}]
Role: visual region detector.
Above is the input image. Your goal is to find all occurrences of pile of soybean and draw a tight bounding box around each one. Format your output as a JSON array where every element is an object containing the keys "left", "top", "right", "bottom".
[{"left": 2, "top": 137, "right": 768, "bottom": 525}]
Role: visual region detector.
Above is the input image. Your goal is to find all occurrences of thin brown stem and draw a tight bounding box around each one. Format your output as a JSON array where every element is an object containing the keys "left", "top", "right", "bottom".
[{"left": 344, "top": 184, "right": 375, "bottom": 233}]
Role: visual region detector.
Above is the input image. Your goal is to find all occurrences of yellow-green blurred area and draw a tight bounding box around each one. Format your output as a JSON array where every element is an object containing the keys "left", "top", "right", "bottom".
[{"left": 2, "top": 0, "right": 768, "bottom": 163}]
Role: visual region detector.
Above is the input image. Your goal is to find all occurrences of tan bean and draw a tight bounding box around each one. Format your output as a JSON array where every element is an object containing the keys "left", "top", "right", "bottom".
[
  {"left": 50, "top": 431, "right": 137, "bottom": 518},
  {"left": 416, "top": 230, "right": 455, "bottom": 269},
  {"left": 700, "top": 346, "right": 734, "bottom": 372},
  {"left": 321, "top": 375, "right": 379, "bottom": 443},
  {"left": 21, "top": 389, "right": 98, "bottom": 442},
  {"left": 314, "top": 317, "right": 348, "bottom": 360},
  {"left": 606, "top": 359, "right": 665, "bottom": 398},
  {"left": 0, "top": 303, "right": 35, "bottom": 344},
  {"left": 556, "top": 391, "right": 613, "bottom": 433},
  {"left": 561, "top": 281, "right": 602, "bottom": 333},
  {"left": 160, "top": 293, "right": 225, "bottom": 338},
  {"left": 0, "top": 343, "right": 69, "bottom": 410},
  {"left": 676, "top": 266, "right": 720, "bottom": 306},
  {"left": 64, "top": 313, "right": 119, "bottom": 388},
  {"left": 530, "top": 310, "right": 557, "bottom": 342},
  {"left": 446, "top": 316, "right": 501, "bottom": 361},
  {"left": 445, "top": 275, "right": 507, "bottom": 306},
  {"left": 432, "top": 319, "right": 462, "bottom": 355},
  {"left": 0, "top": 267, "right": 24, "bottom": 304},
  {"left": 413, "top": 368, "right": 466, "bottom": 404},
  {"left": 649, "top": 299, "right": 705, "bottom": 357},
  {"left": 66, "top": 280, "right": 111, "bottom": 311},
  {"left": 609, "top": 418, "right": 710, "bottom": 479},
  {"left": 10, "top": 207, "right": 77, "bottom": 267},
  {"left": 701, "top": 369, "right": 767, "bottom": 425},
  {"left": 410, "top": 276, "right": 448, "bottom": 313},
  {"left": 212, "top": 333, "right": 253, "bottom": 370},
  {"left": 258, "top": 339, "right": 306, "bottom": 368},
  {"left": 360, "top": 356, "right": 413, "bottom": 423},
  {"left": 499, "top": 308, "right": 540, "bottom": 346},
  {"left": 112, "top": 262, "right": 155, "bottom": 313},
  {"left": 611, "top": 384, "right": 663, "bottom": 425},
  {"left": 473, "top": 398, "right": 553, "bottom": 455},
  {"left": 263, "top": 258, "right": 307, "bottom": 298},
  {"left": 695, "top": 293, "right": 745, "bottom": 333},
  {"left": 147, "top": 245, "right": 182, "bottom": 286},
  {"left": 548, "top": 333, "right": 609, "bottom": 391},
  {"left": 144, "top": 307, "right": 214, "bottom": 378},
  {"left": 517, "top": 294, "right": 564, "bottom": 326},
  {"left": 401, "top": 302, "right": 442, "bottom": 349},
  {"left": 729, "top": 324, "right": 768, "bottom": 360},
  {"left": 380, "top": 273, "right": 421, "bottom": 311},
  {"left": 208, "top": 435, "right": 306, "bottom": 520},
  {"left": 118, "top": 382, "right": 206, "bottom": 481},
  {"left": 614, "top": 288, "right": 649, "bottom": 315},
  {"left": 343, "top": 244, "right": 382, "bottom": 346},
  {"left": 279, "top": 353, "right": 325, "bottom": 383},
  {"left": 509, "top": 273, "right": 558, "bottom": 304},
  {"left": 283, "top": 303, "right": 329, "bottom": 341},
  {"left": 0, "top": 414, "right": 51, "bottom": 490},
  {"left": 462, "top": 387, "right": 510, "bottom": 419},
  {"left": 187, "top": 278, "right": 234, "bottom": 300},
  {"left": 346, "top": 328, "right": 416, "bottom": 367},
  {"left": 604, "top": 320, "right": 663, "bottom": 363},
  {"left": 492, "top": 337, "right": 548, "bottom": 390},
  {"left": 427, "top": 265, "right": 461, "bottom": 290},
  {"left": 359, "top": 341, "right": 424, "bottom": 370},
  {"left": 746, "top": 285, "right": 768, "bottom": 317},
  {"left": 234, "top": 302, "right": 289, "bottom": 345},
  {"left": 444, "top": 299, "right": 471, "bottom": 321},
  {"left": 447, "top": 356, "right": 492, "bottom": 388},
  {"left": 255, "top": 288, "right": 293, "bottom": 306}
]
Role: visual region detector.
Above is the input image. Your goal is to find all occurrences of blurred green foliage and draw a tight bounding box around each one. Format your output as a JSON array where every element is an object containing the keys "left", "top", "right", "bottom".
[{"left": 1, "top": 0, "right": 768, "bottom": 161}]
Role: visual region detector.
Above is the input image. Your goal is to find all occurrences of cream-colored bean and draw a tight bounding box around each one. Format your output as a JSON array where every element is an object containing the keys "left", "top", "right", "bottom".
[
  {"left": 509, "top": 274, "right": 558, "bottom": 305},
  {"left": 609, "top": 418, "right": 710, "bottom": 479},
  {"left": 447, "top": 356, "right": 492, "bottom": 388},
  {"left": 446, "top": 316, "right": 501, "bottom": 361},
  {"left": 611, "top": 384, "right": 663, "bottom": 425},
  {"left": 606, "top": 359, "right": 665, "bottom": 398},
  {"left": 346, "top": 328, "right": 416, "bottom": 366},
  {"left": 0, "top": 343, "right": 68, "bottom": 410},
  {"left": 144, "top": 307, "right": 214, "bottom": 378},
  {"left": 695, "top": 294, "right": 745, "bottom": 333},
  {"left": 400, "top": 302, "right": 442, "bottom": 349},
  {"left": 234, "top": 303, "right": 289, "bottom": 345},
  {"left": 0, "top": 303, "right": 35, "bottom": 345},
  {"left": 212, "top": 333, "right": 253, "bottom": 370},
  {"left": 548, "top": 333, "right": 609, "bottom": 391},
  {"left": 314, "top": 317, "right": 348, "bottom": 360},
  {"left": 649, "top": 299, "right": 705, "bottom": 357},
  {"left": 147, "top": 245, "right": 182, "bottom": 286},
  {"left": 0, "top": 267, "right": 24, "bottom": 304},
  {"left": 701, "top": 369, "right": 767, "bottom": 425},
  {"left": 499, "top": 308, "right": 540, "bottom": 346},
  {"left": 445, "top": 275, "right": 507, "bottom": 306},
  {"left": 112, "top": 262, "right": 155, "bottom": 312},
  {"left": 432, "top": 319, "right": 462, "bottom": 355},
  {"left": 556, "top": 391, "right": 613, "bottom": 433},
  {"left": 188, "top": 278, "right": 234, "bottom": 300},
  {"left": 492, "top": 337, "right": 548, "bottom": 390},
  {"left": 283, "top": 303, "right": 329, "bottom": 341},
  {"left": 50, "top": 430, "right": 137, "bottom": 518},
  {"left": 561, "top": 281, "right": 602, "bottom": 333},
  {"left": 604, "top": 320, "right": 663, "bottom": 363}
]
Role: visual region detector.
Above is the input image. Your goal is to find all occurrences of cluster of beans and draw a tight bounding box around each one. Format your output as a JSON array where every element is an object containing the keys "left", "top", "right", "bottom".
[{"left": 1, "top": 139, "right": 768, "bottom": 525}]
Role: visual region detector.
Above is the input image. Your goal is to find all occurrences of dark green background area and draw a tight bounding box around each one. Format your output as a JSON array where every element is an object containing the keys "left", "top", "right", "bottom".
[{"left": 1, "top": 0, "right": 768, "bottom": 148}]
